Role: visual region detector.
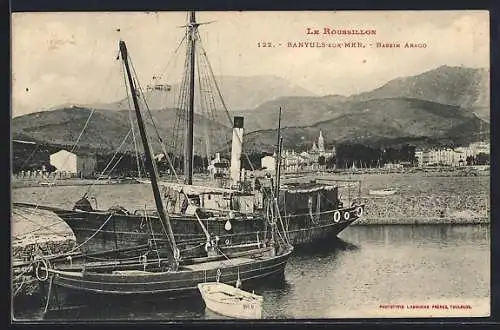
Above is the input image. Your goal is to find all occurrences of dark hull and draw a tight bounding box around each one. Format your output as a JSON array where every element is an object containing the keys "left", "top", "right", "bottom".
[
  {"left": 41, "top": 246, "right": 292, "bottom": 298},
  {"left": 14, "top": 203, "right": 362, "bottom": 257},
  {"left": 284, "top": 208, "right": 361, "bottom": 245},
  {"left": 14, "top": 202, "right": 266, "bottom": 259}
]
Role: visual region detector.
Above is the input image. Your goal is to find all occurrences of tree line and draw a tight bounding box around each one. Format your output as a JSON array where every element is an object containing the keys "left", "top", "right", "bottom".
[
  {"left": 333, "top": 143, "right": 417, "bottom": 169},
  {"left": 12, "top": 141, "right": 489, "bottom": 176}
]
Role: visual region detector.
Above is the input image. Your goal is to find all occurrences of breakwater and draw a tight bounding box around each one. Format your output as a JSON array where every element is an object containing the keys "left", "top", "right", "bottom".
[
  {"left": 11, "top": 178, "right": 125, "bottom": 189},
  {"left": 12, "top": 206, "right": 75, "bottom": 298},
  {"left": 354, "top": 193, "right": 489, "bottom": 225}
]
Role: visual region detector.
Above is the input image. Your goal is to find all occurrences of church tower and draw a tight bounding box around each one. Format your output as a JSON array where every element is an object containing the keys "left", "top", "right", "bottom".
[{"left": 318, "top": 130, "right": 325, "bottom": 152}]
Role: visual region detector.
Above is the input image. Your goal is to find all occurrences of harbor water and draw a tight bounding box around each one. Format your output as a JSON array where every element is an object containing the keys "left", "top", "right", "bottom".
[{"left": 13, "top": 223, "right": 490, "bottom": 320}]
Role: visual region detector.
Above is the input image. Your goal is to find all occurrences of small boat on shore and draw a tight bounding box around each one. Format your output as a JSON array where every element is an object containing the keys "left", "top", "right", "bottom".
[
  {"left": 369, "top": 188, "right": 398, "bottom": 196},
  {"left": 198, "top": 282, "right": 263, "bottom": 319}
]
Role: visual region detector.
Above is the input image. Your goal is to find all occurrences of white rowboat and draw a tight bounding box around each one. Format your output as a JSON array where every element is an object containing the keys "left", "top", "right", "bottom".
[
  {"left": 369, "top": 188, "right": 398, "bottom": 196},
  {"left": 198, "top": 282, "right": 263, "bottom": 319}
]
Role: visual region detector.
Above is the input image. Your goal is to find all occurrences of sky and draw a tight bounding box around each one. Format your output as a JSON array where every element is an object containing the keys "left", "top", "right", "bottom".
[{"left": 11, "top": 10, "right": 489, "bottom": 117}]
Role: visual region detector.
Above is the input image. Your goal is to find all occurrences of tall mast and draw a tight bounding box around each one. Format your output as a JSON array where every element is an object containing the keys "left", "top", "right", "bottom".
[
  {"left": 277, "top": 136, "right": 283, "bottom": 191},
  {"left": 185, "top": 11, "right": 197, "bottom": 185},
  {"left": 274, "top": 107, "right": 282, "bottom": 194},
  {"left": 119, "top": 40, "right": 179, "bottom": 269}
]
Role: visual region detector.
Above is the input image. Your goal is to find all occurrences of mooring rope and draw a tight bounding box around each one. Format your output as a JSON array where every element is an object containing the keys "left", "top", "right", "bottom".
[
  {"left": 13, "top": 276, "right": 26, "bottom": 297},
  {"left": 66, "top": 213, "right": 114, "bottom": 254},
  {"left": 32, "top": 213, "right": 115, "bottom": 262},
  {"left": 43, "top": 276, "right": 54, "bottom": 313}
]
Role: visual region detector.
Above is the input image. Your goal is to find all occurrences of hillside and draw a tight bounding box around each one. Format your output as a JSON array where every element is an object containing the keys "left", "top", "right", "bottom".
[
  {"left": 243, "top": 98, "right": 489, "bottom": 152},
  {"left": 234, "top": 96, "right": 350, "bottom": 132},
  {"left": 87, "top": 75, "right": 316, "bottom": 112},
  {"left": 12, "top": 97, "right": 488, "bottom": 156},
  {"left": 12, "top": 107, "right": 231, "bottom": 155},
  {"left": 232, "top": 66, "right": 489, "bottom": 132},
  {"left": 349, "top": 65, "right": 489, "bottom": 112},
  {"left": 12, "top": 66, "right": 490, "bottom": 155}
]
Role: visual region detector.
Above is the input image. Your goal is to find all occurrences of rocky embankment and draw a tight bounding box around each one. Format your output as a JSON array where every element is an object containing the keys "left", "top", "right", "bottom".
[
  {"left": 354, "top": 193, "right": 489, "bottom": 225},
  {"left": 12, "top": 206, "right": 75, "bottom": 298}
]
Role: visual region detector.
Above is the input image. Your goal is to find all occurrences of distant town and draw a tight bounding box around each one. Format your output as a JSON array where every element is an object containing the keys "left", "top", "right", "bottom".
[{"left": 12, "top": 130, "right": 490, "bottom": 181}]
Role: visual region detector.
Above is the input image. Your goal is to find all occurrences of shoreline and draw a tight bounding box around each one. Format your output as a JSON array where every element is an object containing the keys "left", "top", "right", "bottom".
[
  {"left": 11, "top": 179, "right": 134, "bottom": 189},
  {"left": 11, "top": 167, "right": 489, "bottom": 190},
  {"left": 353, "top": 217, "right": 490, "bottom": 226}
]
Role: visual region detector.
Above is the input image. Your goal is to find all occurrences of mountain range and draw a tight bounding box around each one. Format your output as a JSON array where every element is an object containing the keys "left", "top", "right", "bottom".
[
  {"left": 82, "top": 75, "right": 317, "bottom": 112},
  {"left": 12, "top": 65, "right": 490, "bottom": 155}
]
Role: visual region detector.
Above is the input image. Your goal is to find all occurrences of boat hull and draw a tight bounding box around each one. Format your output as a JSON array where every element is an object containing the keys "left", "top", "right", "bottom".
[
  {"left": 198, "top": 283, "right": 262, "bottom": 319},
  {"left": 286, "top": 215, "right": 357, "bottom": 245},
  {"left": 40, "top": 246, "right": 292, "bottom": 300},
  {"left": 14, "top": 203, "right": 266, "bottom": 259},
  {"left": 369, "top": 190, "right": 397, "bottom": 196},
  {"left": 13, "top": 203, "right": 363, "bottom": 256}
]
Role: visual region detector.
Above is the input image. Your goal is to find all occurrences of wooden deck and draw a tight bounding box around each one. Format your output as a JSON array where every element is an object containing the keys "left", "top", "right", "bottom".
[{"left": 182, "top": 257, "right": 256, "bottom": 271}]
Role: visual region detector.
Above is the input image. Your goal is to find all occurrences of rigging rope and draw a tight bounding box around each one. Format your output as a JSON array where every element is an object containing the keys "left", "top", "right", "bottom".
[
  {"left": 145, "top": 204, "right": 162, "bottom": 266},
  {"left": 29, "top": 108, "right": 96, "bottom": 213},
  {"left": 64, "top": 213, "right": 114, "bottom": 256},
  {"left": 196, "top": 47, "right": 213, "bottom": 164},
  {"left": 125, "top": 52, "right": 179, "bottom": 260},
  {"left": 196, "top": 30, "right": 289, "bottom": 247},
  {"left": 129, "top": 53, "right": 180, "bottom": 182},
  {"left": 170, "top": 38, "right": 192, "bottom": 171},
  {"left": 21, "top": 212, "right": 116, "bottom": 263},
  {"left": 12, "top": 208, "right": 71, "bottom": 239},
  {"left": 85, "top": 128, "right": 133, "bottom": 197},
  {"left": 156, "top": 33, "right": 188, "bottom": 84},
  {"left": 121, "top": 59, "right": 144, "bottom": 179},
  {"left": 25, "top": 50, "right": 122, "bottom": 212}
]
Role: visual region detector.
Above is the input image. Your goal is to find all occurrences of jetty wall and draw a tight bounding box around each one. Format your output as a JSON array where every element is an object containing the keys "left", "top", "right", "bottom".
[
  {"left": 354, "top": 193, "right": 489, "bottom": 225},
  {"left": 12, "top": 206, "right": 76, "bottom": 298}
]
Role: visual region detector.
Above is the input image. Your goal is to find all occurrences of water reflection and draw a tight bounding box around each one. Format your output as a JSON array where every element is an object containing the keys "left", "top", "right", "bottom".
[
  {"left": 44, "top": 295, "right": 206, "bottom": 321},
  {"left": 293, "top": 237, "right": 359, "bottom": 257},
  {"left": 340, "top": 224, "right": 490, "bottom": 248}
]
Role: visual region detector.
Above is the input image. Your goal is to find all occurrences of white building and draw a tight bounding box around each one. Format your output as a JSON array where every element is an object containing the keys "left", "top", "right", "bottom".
[
  {"left": 469, "top": 141, "right": 490, "bottom": 155},
  {"left": 384, "top": 163, "right": 404, "bottom": 169},
  {"left": 207, "top": 152, "right": 230, "bottom": 178},
  {"left": 308, "top": 130, "right": 334, "bottom": 158},
  {"left": 50, "top": 149, "right": 97, "bottom": 178},
  {"left": 415, "top": 149, "right": 424, "bottom": 166},
  {"left": 416, "top": 148, "right": 467, "bottom": 167},
  {"left": 261, "top": 155, "right": 276, "bottom": 172},
  {"left": 261, "top": 130, "right": 336, "bottom": 173},
  {"left": 282, "top": 150, "right": 308, "bottom": 172}
]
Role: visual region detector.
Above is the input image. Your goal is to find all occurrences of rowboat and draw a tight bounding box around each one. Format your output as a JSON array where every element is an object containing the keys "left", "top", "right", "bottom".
[
  {"left": 368, "top": 188, "right": 398, "bottom": 196},
  {"left": 198, "top": 282, "right": 263, "bottom": 319}
]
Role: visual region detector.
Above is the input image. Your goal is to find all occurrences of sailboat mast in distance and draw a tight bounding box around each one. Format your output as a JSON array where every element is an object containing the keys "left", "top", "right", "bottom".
[
  {"left": 230, "top": 116, "right": 245, "bottom": 186},
  {"left": 119, "top": 40, "right": 179, "bottom": 269},
  {"left": 275, "top": 107, "right": 282, "bottom": 193},
  {"left": 185, "top": 11, "right": 197, "bottom": 185}
]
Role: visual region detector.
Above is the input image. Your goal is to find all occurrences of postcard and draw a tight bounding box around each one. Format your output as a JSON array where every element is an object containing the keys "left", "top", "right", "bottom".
[{"left": 11, "top": 10, "right": 490, "bottom": 321}]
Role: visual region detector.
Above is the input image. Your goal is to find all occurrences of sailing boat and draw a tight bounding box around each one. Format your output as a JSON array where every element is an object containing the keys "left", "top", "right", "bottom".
[
  {"left": 34, "top": 40, "right": 293, "bottom": 308},
  {"left": 15, "top": 11, "right": 365, "bottom": 257},
  {"left": 15, "top": 12, "right": 268, "bottom": 261},
  {"left": 261, "top": 108, "right": 365, "bottom": 245}
]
